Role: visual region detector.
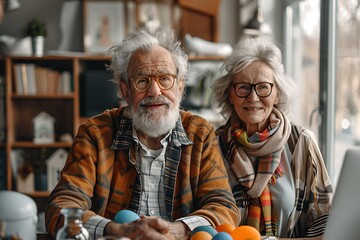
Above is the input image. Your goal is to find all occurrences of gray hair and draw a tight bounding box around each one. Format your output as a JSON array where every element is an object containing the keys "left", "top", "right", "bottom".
[
  {"left": 108, "top": 27, "right": 189, "bottom": 98},
  {"left": 212, "top": 37, "right": 296, "bottom": 119}
]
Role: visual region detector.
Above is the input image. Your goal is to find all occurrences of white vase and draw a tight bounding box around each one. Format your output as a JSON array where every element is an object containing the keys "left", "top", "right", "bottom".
[{"left": 31, "top": 36, "right": 45, "bottom": 56}]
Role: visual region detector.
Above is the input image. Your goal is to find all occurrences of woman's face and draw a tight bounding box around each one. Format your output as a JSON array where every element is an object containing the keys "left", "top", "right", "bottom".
[{"left": 229, "top": 61, "right": 279, "bottom": 135}]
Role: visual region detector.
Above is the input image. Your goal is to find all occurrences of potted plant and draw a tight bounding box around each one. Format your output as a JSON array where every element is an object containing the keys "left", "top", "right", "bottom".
[{"left": 22, "top": 18, "right": 47, "bottom": 56}]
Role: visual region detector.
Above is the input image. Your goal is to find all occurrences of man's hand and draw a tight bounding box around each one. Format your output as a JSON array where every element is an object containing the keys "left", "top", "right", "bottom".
[
  {"left": 104, "top": 215, "right": 192, "bottom": 240},
  {"left": 104, "top": 216, "right": 171, "bottom": 240},
  {"left": 166, "top": 220, "right": 191, "bottom": 240}
]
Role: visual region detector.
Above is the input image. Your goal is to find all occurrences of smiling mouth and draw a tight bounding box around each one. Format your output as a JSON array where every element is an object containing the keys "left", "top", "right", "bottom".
[
  {"left": 142, "top": 103, "right": 166, "bottom": 108},
  {"left": 244, "top": 107, "right": 262, "bottom": 111}
]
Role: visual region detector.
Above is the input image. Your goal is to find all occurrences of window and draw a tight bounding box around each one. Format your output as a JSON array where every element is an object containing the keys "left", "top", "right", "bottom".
[{"left": 285, "top": 0, "right": 360, "bottom": 187}]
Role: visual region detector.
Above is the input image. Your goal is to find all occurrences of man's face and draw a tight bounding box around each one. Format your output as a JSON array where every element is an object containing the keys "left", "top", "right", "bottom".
[{"left": 121, "top": 45, "right": 184, "bottom": 137}]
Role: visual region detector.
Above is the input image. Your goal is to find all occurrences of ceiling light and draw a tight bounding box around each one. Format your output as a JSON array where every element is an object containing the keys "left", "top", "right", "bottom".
[{"left": 243, "top": 5, "right": 272, "bottom": 36}]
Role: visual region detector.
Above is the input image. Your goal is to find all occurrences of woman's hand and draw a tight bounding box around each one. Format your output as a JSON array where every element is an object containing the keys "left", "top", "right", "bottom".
[{"left": 104, "top": 215, "right": 191, "bottom": 240}]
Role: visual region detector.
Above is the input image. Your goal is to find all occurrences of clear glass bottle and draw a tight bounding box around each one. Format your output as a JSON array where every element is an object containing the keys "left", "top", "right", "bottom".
[{"left": 56, "top": 208, "right": 90, "bottom": 240}]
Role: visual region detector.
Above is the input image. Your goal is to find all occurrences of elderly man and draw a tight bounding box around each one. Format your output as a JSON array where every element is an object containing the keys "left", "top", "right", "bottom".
[{"left": 45, "top": 28, "right": 239, "bottom": 240}]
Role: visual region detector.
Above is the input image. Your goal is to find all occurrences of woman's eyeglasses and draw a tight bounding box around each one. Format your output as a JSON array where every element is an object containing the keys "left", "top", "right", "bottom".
[{"left": 232, "top": 82, "right": 276, "bottom": 98}]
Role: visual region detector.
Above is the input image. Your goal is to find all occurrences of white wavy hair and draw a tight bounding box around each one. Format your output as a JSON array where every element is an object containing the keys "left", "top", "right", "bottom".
[
  {"left": 212, "top": 37, "right": 296, "bottom": 119},
  {"left": 108, "top": 27, "right": 189, "bottom": 99}
]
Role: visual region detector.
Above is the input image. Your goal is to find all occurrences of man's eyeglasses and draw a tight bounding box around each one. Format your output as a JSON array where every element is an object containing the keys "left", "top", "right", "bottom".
[
  {"left": 131, "top": 74, "right": 177, "bottom": 93},
  {"left": 232, "top": 82, "right": 276, "bottom": 98}
]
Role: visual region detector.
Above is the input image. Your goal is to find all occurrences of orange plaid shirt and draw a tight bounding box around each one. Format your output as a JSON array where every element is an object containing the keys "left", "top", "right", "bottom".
[{"left": 45, "top": 107, "right": 240, "bottom": 237}]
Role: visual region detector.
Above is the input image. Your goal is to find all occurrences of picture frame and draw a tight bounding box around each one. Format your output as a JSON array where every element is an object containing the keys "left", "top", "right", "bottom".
[{"left": 83, "top": 0, "right": 129, "bottom": 53}]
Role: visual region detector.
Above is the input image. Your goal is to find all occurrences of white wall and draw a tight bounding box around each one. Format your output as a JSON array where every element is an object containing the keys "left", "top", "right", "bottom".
[
  {"left": 0, "top": 0, "right": 281, "bottom": 53},
  {"left": 0, "top": 0, "right": 65, "bottom": 52},
  {"left": 219, "top": 0, "right": 240, "bottom": 45},
  {"left": 259, "top": 0, "right": 285, "bottom": 47}
]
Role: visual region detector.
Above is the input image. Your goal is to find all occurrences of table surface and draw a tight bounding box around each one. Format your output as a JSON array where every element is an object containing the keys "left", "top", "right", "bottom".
[{"left": 37, "top": 233, "right": 53, "bottom": 240}]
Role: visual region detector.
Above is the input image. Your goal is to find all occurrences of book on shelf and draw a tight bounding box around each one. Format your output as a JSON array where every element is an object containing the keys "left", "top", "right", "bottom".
[
  {"left": 35, "top": 66, "right": 47, "bottom": 94},
  {"left": 59, "top": 71, "right": 72, "bottom": 94},
  {"left": 13, "top": 63, "right": 72, "bottom": 95},
  {"left": 14, "top": 63, "right": 35, "bottom": 95},
  {"left": 26, "top": 64, "right": 37, "bottom": 95},
  {"left": 13, "top": 63, "right": 24, "bottom": 94},
  {"left": 20, "top": 63, "right": 29, "bottom": 95},
  {"left": 45, "top": 68, "right": 59, "bottom": 94}
]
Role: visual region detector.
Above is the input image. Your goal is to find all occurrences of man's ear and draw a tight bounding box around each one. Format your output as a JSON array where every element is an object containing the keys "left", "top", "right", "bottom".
[
  {"left": 178, "top": 78, "right": 185, "bottom": 91},
  {"left": 119, "top": 81, "right": 130, "bottom": 102}
]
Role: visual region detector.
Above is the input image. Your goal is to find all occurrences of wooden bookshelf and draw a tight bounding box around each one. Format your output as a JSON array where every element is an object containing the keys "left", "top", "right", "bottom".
[
  {"left": 3, "top": 54, "right": 225, "bottom": 211},
  {"left": 4, "top": 55, "right": 114, "bottom": 201}
]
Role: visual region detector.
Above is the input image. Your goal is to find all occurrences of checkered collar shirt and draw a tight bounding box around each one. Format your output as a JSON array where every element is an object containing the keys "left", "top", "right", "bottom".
[
  {"left": 110, "top": 112, "right": 193, "bottom": 218},
  {"left": 133, "top": 127, "right": 170, "bottom": 220},
  {"left": 110, "top": 112, "right": 211, "bottom": 230},
  {"left": 83, "top": 110, "right": 216, "bottom": 238}
]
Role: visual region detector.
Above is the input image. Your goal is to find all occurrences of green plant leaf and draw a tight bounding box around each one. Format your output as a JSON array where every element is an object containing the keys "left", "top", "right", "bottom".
[{"left": 22, "top": 18, "right": 47, "bottom": 37}]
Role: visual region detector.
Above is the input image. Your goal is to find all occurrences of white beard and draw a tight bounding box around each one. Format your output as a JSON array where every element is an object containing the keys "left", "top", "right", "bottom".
[{"left": 131, "top": 95, "right": 180, "bottom": 137}]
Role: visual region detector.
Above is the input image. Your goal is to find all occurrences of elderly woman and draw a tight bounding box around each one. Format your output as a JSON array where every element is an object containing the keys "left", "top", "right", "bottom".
[{"left": 212, "top": 37, "right": 332, "bottom": 239}]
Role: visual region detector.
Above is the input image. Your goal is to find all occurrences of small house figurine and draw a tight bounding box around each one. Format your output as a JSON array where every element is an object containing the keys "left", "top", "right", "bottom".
[
  {"left": 33, "top": 111, "right": 55, "bottom": 144},
  {"left": 17, "top": 164, "right": 35, "bottom": 193},
  {"left": 46, "top": 148, "right": 68, "bottom": 191}
]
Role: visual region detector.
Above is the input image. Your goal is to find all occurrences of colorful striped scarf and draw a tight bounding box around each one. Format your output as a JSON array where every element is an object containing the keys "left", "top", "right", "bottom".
[{"left": 226, "top": 108, "right": 291, "bottom": 236}]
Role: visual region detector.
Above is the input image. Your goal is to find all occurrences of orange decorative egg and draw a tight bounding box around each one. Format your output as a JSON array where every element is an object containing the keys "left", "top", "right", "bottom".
[
  {"left": 190, "top": 231, "right": 213, "bottom": 240},
  {"left": 215, "top": 223, "right": 236, "bottom": 234},
  {"left": 230, "top": 225, "right": 261, "bottom": 240}
]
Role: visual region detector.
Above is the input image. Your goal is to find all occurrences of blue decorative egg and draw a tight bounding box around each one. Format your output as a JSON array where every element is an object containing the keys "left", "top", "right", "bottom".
[
  {"left": 114, "top": 210, "right": 140, "bottom": 224},
  {"left": 212, "top": 232, "right": 233, "bottom": 240},
  {"left": 191, "top": 225, "right": 218, "bottom": 237}
]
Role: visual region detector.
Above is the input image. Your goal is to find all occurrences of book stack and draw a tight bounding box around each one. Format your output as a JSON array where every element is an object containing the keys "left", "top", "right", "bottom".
[{"left": 13, "top": 63, "right": 72, "bottom": 95}]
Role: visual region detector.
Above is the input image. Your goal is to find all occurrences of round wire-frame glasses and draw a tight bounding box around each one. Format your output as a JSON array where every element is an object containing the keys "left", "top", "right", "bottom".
[
  {"left": 232, "top": 82, "right": 276, "bottom": 98},
  {"left": 131, "top": 74, "right": 177, "bottom": 93}
]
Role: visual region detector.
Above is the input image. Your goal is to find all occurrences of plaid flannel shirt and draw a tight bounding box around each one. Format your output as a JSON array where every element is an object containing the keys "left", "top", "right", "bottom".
[{"left": 45, "top": 107, "right": 240, "bottom": 237}]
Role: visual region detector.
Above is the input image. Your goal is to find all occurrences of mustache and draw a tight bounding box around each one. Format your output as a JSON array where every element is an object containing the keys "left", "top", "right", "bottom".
[{"left": 139, "top": 96, "right": 171, "bottom": 106}]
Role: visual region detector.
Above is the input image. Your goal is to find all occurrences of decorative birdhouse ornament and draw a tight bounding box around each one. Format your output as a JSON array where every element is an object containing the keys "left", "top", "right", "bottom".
[
  {"left": 32, "top": 111, "right": 55, "bottom": 143},
  {"left": 46, "top": 148, "right": 68, "bottom": 191}
]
